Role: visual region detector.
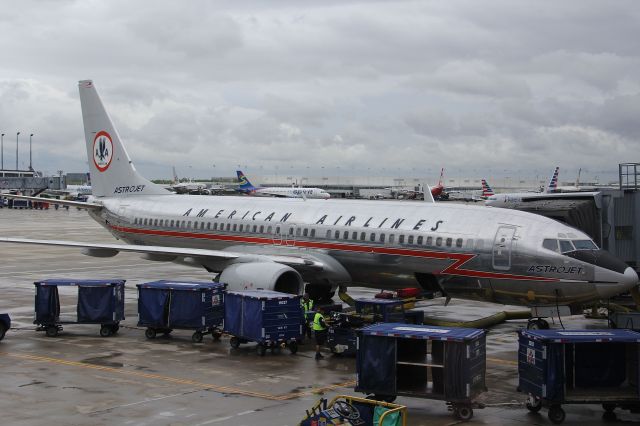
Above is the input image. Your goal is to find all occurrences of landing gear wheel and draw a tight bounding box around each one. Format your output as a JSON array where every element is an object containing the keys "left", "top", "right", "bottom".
[
  {"left": 229, "top": 336, "right": 240, "bottom": 349},
  {"left": 548, "top": 406, "right": 566, "bottom": 424},
  {"left": 454, "top": 406, "right": 474, "bottom": 421},
  {"left": 288, "top": 341, "right": 298, "bottom": 354},
  {"left": 256, "top": 343, "right": 267, "bottom": 356},
  {"left": 528, "top": 319, "right": 550, "bottom": 330},
  {"left": 100, "top": 325, "right": 112, "bottom": 337},
  {"left": 526, "top": 396, "right": 542, "bottom": 413},
  {"left": 145, "top": 328, "right": 157, "bottom": 339},
  {"left": 192, "top": 331, "right": 203, "bottom": 343},
  {"left": 46, "top": 326, "right": 58, "bottom": 337}
]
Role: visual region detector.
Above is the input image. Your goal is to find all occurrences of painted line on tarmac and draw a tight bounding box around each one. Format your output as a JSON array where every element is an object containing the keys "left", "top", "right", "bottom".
[
  {"left": 0, "top": 351, "right": 353, "bottom": 401},
  {"left": 487, "top": 357, "right": 518, "bottom": 366},
  {"left": 0, "top": 263, "right": 154, "bottom": 278}
]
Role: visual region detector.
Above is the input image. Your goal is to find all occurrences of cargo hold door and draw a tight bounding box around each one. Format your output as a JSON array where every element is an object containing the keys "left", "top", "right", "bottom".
[{"left": 493, "top": 226, "right": 516, "bottom": 271}]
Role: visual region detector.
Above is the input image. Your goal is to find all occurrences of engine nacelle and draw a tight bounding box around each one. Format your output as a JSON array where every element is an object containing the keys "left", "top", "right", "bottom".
[{"left": 219, "top": 262, "right": 304, "bottom": 295}]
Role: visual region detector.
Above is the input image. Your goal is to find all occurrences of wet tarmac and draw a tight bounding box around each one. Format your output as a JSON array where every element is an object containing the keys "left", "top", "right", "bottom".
[{"left": 1, "top": 208, "right": 639, "bottom": 425}]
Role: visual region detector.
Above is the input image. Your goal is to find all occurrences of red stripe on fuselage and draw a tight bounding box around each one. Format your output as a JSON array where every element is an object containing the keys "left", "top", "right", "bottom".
[{"left": 108, "top": 224, "right": 558, "bottom": 282}]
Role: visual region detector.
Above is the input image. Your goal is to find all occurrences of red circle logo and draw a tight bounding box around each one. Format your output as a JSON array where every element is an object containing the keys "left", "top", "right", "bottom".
[{"left": 93, "top": 131, "right": 114, "bottom": 172}]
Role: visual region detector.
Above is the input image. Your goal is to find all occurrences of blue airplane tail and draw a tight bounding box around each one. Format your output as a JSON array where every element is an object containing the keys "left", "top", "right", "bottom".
[{"left": 236, "top": 170, "right": 256, "bottom": 192}]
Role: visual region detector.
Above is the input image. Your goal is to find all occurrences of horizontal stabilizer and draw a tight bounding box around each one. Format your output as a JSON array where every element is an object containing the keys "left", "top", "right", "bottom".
[{"left": 1, "top": 194, "right": 103, "bottom": 210}]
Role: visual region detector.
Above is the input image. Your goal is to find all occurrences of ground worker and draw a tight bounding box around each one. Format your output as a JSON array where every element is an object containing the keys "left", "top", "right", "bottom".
[
  {"left": 300, "top": 293, "right": 314, "bottom": 339},
  {"left": 312, "top": 306, "right": 328, "bottom": 360}
]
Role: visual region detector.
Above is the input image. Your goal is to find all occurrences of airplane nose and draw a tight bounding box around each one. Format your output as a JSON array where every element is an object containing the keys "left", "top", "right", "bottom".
[{"left": 596, "top": 266, "right": 639, "bottom": 298}]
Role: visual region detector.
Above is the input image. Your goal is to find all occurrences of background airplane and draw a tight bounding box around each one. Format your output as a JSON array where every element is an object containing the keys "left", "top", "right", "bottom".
[{"left": 236, "top": 170, "right": 330, "bottom": 199}]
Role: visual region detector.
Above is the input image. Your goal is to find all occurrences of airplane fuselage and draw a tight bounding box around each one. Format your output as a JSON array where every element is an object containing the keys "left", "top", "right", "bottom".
[{"left": 89, "top": 194, "right": 635, "bottom": 308}]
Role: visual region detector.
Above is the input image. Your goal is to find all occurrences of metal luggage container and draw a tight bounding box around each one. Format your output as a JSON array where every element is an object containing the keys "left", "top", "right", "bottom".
[
  {"left": 518, "top": 329, "right": 640, "bottom": 423},
  {"left": 356, "top": 323, "right": 487, "bottom": 421},
  {"left": 136, "top": 280, "right": 225, "bottom": 343},
  {"left": 33, "top": 279, "right": 125, "bottom": 337},
  {"left": 224, "top": 290, "right": 302, "bottom": 356}
]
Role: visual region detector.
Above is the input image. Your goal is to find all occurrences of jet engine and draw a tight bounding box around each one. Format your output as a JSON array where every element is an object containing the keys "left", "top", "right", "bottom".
[{"left": 219, "top": 262, "right": 304, "bottom": 295}]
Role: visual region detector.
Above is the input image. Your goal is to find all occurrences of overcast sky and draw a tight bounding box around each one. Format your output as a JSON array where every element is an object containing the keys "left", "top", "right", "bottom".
[{"left": 0, "top": 0, "right": 638, "bottom": 184}]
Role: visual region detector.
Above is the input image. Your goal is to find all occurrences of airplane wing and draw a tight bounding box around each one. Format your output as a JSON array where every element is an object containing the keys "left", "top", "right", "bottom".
[
  {"left": 0, "top": 237, "right": 323, "bottom": 269},
  {"left": 1, "top": 194, "right": 103, "bottom": 210}
]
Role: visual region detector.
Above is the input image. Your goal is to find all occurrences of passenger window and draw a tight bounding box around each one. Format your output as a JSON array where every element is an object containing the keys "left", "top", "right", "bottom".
[
  {"left": 399, "top": 235, "right": 405, "bottom": 244},
  {"left": 559, "top": 240, "right": 575, "bottom": 253},
  {"left": 296, "top": 228, "right": 301, "bottom": 236},
  {"left": 360, "top": 232, "right": 366, "bottom": 241},
  {"left": 153, "top": 219, "right": 158, "bottom": 226},
  {"left": 187, "top": 221, "right": 191, "bottom": 228},
  {"left": 143, "top": 218, "right": 148, "bottom": 226},
  {"left": 436, "top": 237, "right": 443, "bottom": 246},
  {"left": 326, "top": 230, "right": 331, "bottom": 238},
  {"left": 226, "top": 223, "right": 230, "bottom": 231},
  {"left": 466, "top": 239, "right": 473, "bottom": 249},
  {"left": 206, "top": 222, "right": 210, "bottom": 230},
  {"left": 352, "top": 232, "right": 358, "bottom": 240},
  {"left": 253, "top": 225, "right": 257, "bottom": 232},
  {"left": 335, "top": 231, "right": 340, "bottom": 239},
  {"left": 134, "top": 218, "right": 138, "bottom": 225},
  {"left": 267, "top": 226, "right": 272, "bottom": 234},
  {"left": 303, "top": 228, "right": 308, "bottom": 237},
  {"left": 343, "top": 231, "right": 349, "bottom": 239},
  {"left": 276, "top": 226, "right": 280, "bottom": 234},
  {"left": 182, "top": 221, "right": 187, "bottom": 228},
  {"left": 232, "top": 224, "right": 237, "bottom": 231},
  {"left": 170, "top": 220, "right": 174, "bottom": 227},
  {"left": 446, "top": 238, "right": 452, "bottom": 247},
  {"left": 456, "top": 238, "right": 463, "bottom": 248},
  {"left": 213, "top": 222, "right": 217, "bottom": 230},
  {"left": 201, "top": 222, "right": 205, "bottom": 230},
  {"left": 379, "top": 233, "right": 386, "bottom": 243},
  {"left": 389, "top": 234, "right": 395, "bottom": 244},
  {"left": 408, "top": 235, "right": 414, "bottom": 244},
  {"left": 239, "top": 224, "right": 244, "bottom": 232},
  {"left": 260, "top": 225, "right": 264, "bottom": 233},
  {"left": 426, "top": 236, "right": 433, "bottom": 246},
  {"left": 370, "top": 233, "right": 376, "bottom": 242},
  {"left": 289, "top": 227, "right": 294, "bottom": 235},
  {"left": 310, "top": 229, "right": 316, "bottom": 237},
  {"left": 417, "top": 236, "right": 423, "bottom": 245}
]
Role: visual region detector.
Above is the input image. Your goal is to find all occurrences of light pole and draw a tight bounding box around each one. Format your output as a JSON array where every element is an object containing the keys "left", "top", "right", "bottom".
[
  {"left": 29, "top": 133, "right": 34, "bottom": 170},
  {"left": 16, "top": 132, "right": 20, "bottom": 170},
  {"left": 1, "top": 133, "right": 4, "bottom": 170}
]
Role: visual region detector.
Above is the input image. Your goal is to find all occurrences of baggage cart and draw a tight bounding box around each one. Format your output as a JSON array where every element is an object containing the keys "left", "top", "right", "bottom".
[
  {"left": 137, "top": 280, "right": 225, "bottom": 342},
  {"left": 327, "top": 299, "right": 424, "bottom": 356},
  {"left": 610, "top": 311, "right": 640, "bottom": 331},
  {"left": 224, "top": 290, "right": 302, "bottom": 356},
  {"left": 0, "top": 313, "right": 10, "bottom": 341},
  {"left": 356, "top": 323, "right": 487, "bottom": 421},
  {"left": 33, "top": 279, "right": 125, "bottom": 337},
  {"left": 518, "top": 329, "right": 640, "bottom": 423},
  {"left": 300, "top": 394, "right": 407, "bottom": 426}
]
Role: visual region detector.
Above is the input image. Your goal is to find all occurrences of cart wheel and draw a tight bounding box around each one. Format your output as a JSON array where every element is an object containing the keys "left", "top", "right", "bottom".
[
  {"left": 526, "top": 396, "right": 542, "bottom": 413},
  {"left": 145, "top": 328, "right": 157, "bottom": 339},
  {"left": 46, "top": 326, "right": 59, "bottom": 337},
  {"left": 230, "top": 336, "right": 240, "bottom": 348},
  {"left": 548, "top": 406, "right": 566, "bottom": 424},
  {"left": 455, "top": 406, "right": 473, "bottom": 421},
  {"left": 100, "top": 326, "right": 112, "bottom": 337},
  {"left": 288, "top": 341, "right": 298, "bottom": 354},
  {"left": 192, "top": 331, "right": 203, "bottom": 343},
  {"left": 111, "top": 324, "right": 120, "bottom": 334},
  {"left": 256, "top": 344, "right": 267, "bottom": 356},
  {"left": 212, "top": 331, "right": 222, "bottom": 341}
]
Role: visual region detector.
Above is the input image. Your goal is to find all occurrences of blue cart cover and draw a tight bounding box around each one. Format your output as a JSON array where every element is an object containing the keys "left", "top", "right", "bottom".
[
  {"left": 360, "top": 323, "right": 485, "bottom": 341},
  {"left": 34, "top": 285, "right": 60, "bottom": 324},
  {"left": 137, "top": 281, "right": 224, "bottom": 329},
  {"left": 77, "top": 286, "right": 118, "bottom": 323},
  {"left": 519, "top": 329, "right": 640, "bottom": 343}
]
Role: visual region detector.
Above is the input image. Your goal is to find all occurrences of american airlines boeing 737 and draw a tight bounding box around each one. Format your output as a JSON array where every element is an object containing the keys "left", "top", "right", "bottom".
[{"left": 1, "top": 81, "right": 637, "bottom": 327}]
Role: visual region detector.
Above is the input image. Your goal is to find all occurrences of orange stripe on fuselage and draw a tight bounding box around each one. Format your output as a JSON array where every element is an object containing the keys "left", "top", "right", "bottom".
[{"left": 108, "top": 224, "right": 558, "bottom": 282}]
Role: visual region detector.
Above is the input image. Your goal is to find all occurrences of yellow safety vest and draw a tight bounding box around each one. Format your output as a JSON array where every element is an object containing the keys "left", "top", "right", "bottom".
[
  {"left": 301, "top": 299, "right": 314, "bottom": 313},
  {"left": 312, "top": 312, "right": 326, "bottom": 331}
]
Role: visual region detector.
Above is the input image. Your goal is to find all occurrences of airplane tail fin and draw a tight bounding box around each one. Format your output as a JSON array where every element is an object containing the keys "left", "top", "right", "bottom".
[
  {"left": 438, "top": 168, "right": 444, "bottom": 187},
  {"left": 78, "top": 80, "right": 169, "bottom": 198},
  {"left": 481, "top": 179, "right": 495, "bottom": 197},
  {"left": 546, "top": 166, "right": 559, "bottom": 193},
  {"left": 236, "top": 170, "right": 255, "bottom": 191},
  {"left": 172, "top": 166, "right": 179, "bottom": 185}
]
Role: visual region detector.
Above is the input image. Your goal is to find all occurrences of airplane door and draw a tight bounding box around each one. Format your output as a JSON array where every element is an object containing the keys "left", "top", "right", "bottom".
[{"left": 493, "top": 226, "right": 516, "bottom": 271}]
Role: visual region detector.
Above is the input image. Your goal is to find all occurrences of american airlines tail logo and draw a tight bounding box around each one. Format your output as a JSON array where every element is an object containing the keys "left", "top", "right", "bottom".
[
  {"left": 547, "top": 167, "right": 559, "bottom": 191},
  {"left": 93, "top": 131, "right": 113, "bottom": 172},
  {"left": 481, "top": 179, "right": 494, "bottom": 196}
]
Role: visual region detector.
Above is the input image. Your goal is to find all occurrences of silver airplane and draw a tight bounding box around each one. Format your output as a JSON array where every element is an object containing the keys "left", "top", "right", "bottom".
[{"left": 1, "top": 81, "right": 637, "bottom": 328}]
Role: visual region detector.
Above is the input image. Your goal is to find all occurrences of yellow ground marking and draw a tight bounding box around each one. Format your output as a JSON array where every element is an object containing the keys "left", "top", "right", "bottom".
[
  {"left": 487, "top": 357, "right": 518, "bottom": 366},
  {"left": 0, "top": 351, "right": 354, "bottom": 401}
]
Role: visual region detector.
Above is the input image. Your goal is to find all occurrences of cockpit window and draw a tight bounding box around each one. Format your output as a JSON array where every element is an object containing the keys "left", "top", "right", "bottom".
[
  {"left": 542, "top": 239, "right": 559, "bottom": 252},
  {"left": 559, "top": 240, "right": 575, "bottom": 253},
  {"left": 572, "top": 240, "right": 597, "bottom": 250}
]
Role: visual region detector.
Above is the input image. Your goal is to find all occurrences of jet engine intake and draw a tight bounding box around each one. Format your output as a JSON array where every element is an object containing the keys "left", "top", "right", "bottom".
[{"left": 219, "top": 262, "right": 303, "bottom": 295}]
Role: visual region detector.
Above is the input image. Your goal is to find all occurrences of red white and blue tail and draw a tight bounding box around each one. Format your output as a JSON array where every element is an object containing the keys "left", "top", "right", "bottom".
[
  {"left": 481, "top": 179, "right": 495, "bottom": 198},
  {"left": 546, "top": 167, "right": 559, "bottom": 193}
]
